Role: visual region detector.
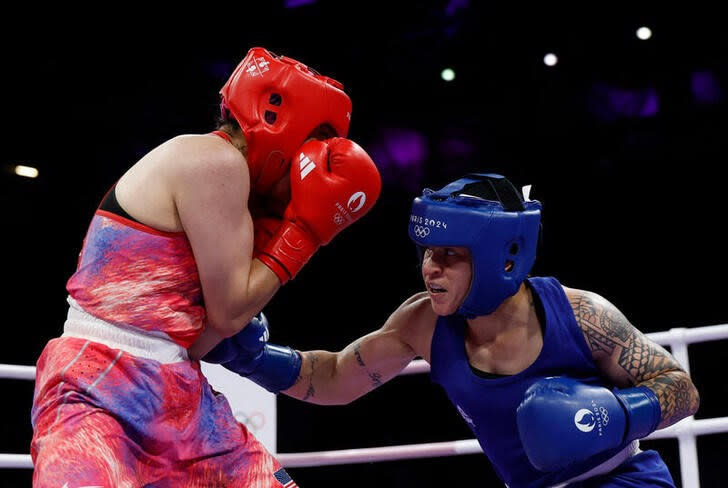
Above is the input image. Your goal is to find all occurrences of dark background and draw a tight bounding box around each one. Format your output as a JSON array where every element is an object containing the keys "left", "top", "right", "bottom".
[{"left": 2, "top": 2, "right": 727, "bottom": 487}]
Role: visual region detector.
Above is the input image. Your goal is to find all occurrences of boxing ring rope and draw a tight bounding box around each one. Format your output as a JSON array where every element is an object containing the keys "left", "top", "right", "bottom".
[{"left": 3, "top": 323, "right": 728, "bottom": 488}]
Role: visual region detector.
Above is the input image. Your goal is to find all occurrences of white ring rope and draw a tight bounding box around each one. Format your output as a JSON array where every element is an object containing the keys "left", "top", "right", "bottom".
[
  {"left": 2, "top": 323, "right": 727, "bottom": 479},
  {"left": 277, "top": 439, "right": 483, "bottom": 468},
  {"left": 3, "top": 416, "right": 728, "bottom": 470},
  {"left": 398, "top": 323, "right": 728, "bottom": 375},
  {"left": 0, "top": 364, "right": 35, "bottom": 381},
  {"left": 0, "top": 454, "right": 33, "bottom": 469}
]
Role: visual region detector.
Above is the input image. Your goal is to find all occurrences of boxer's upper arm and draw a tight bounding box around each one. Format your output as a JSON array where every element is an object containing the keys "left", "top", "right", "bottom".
[
  {"left": 338, "top": 293, "right": 434, "bottom": 390},
  {"left": 171, "top": 138, "right": 257, "bottom": 337},
  {"left": 566, "top": 287, "right": 685, "bottom": 387}
]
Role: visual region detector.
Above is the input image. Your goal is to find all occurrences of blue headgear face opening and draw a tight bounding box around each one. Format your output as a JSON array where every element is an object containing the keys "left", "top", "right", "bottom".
[{"left": 408, "top": 173, "right": 542, "bottom": 318}]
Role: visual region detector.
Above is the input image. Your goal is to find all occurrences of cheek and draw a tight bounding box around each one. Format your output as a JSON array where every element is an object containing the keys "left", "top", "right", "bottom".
[
  {"left": 420, "top": 256, "right": 433, "bottom": 276},
  {"left": 457, "top": 265, "right": 473, "bottom": 291}
]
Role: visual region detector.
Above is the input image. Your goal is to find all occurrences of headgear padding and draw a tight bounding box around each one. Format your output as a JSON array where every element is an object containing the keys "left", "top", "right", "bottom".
[
  {"left": 408, "top": 173, "right": 541, "bottom": 317},
  {"left": 220, "top": 47, "right": 352, "bottom": 194}
]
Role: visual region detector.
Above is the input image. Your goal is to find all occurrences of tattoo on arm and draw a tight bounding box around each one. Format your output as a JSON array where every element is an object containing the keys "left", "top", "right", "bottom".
[
  {"left": 571, "top": 292, "right": 699, "bottom": 427},
  {"left": 353, "top": 341, "right": 383, "bottom": 387},
  {"left": 640, "top": 372, "right": 700, "bottom": 427},
  {"left": 301, "top": 352, "right": 318, "bottom": 401}
]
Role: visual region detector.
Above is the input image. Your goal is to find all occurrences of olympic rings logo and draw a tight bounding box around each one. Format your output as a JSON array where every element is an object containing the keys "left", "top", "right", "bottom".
[
  {"left": 413, "top": 225, "right": 430, "bottom": 238},
  {"left": 235, "top": 410, "right": 266, "bottom": 432},
  {"left": 599, "top": 407, "right": 609, "bottom": 425}
]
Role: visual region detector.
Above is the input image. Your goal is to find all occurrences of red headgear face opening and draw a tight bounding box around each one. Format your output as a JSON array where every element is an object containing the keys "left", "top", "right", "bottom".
[{"left": 220, "top": 47, "right": 352, "bottom": 194}]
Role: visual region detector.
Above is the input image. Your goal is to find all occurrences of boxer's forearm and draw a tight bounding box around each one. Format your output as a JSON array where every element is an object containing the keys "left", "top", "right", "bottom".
[
  {"left": 282, "top": 328, "right": 415, "bottom": 405},
  {"left": 189, "top": 326, "right": 227, "bottom": 360},
  {"left": 639, "top": 370, "right": 700, "bottom": 429},
  {"left": 283, "top": 350, "right": 367, "bottom": 405}
]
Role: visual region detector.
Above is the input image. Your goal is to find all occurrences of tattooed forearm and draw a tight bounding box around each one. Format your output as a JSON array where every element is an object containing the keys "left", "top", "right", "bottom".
[
  {"left": 641, "top": 372, "right": 700, "bottom": 428},
  {"left": 353, "top": 342, "right": 383, "bottom": 387},
  {"left": 301, "top": 352, "right": 318, "bottom": 401},
  {"left": 570, "top": 291, "right": 699, "bottom": 425}
]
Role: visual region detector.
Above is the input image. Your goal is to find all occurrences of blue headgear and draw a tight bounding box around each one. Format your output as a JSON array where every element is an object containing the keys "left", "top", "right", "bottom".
[{"left": 408, "top": 173, "right": 542, "bottom": 317}]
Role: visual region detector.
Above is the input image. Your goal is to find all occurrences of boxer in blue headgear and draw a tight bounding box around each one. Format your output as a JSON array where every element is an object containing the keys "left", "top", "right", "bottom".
[
  {"left": 215, "top": 172, "right": 698, "bottom": 488},
  {"left": 408, "top": 173, "right": 541, "bottom": 317}
]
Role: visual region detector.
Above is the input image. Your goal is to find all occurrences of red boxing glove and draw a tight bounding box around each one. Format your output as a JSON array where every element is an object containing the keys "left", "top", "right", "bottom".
[
  {"left": 252, "top": 217, "right": 282, "bottom": 258},
  {"left": 258, "top": 137, "right": 381, "bottom": 283}
]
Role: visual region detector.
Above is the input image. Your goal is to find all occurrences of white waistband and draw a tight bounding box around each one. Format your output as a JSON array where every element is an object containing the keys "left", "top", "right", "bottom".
[
  {"left": 548, "top": 440, "right": 641, "bottom": 488},
  {"left": 62, "top": 297, "right": 189, "bottom": 364}
]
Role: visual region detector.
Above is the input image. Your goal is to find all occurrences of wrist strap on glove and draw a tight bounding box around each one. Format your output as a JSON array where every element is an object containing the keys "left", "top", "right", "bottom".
[
  {"left": 258, "top": 223, "right": 318, "bottom": 284},
  {"left": 615, "top": 385, "right": 662, "bottom": 442},
  {"left": 244, "top": 345, "right": 302, "bottom": 393}
]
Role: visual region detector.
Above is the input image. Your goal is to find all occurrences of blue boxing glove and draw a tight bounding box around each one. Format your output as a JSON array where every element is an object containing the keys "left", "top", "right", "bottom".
[
  {"left": 516, "top": 376, "right": 661, "bottom": 472},
  {"left": 202, "top": 312, "right": 301, "bottom": 394},
  {"left": 203, "top": 313, "right": 270, "bottom": 364}
]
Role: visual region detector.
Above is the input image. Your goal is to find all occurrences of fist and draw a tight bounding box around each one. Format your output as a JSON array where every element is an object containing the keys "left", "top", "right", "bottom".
[
  {"left": 202, "top": 313, "right": 269, "bottom": 364},
  {"left": 288, "top": 137, "right": 381, "bottom": 245},
  {"left": 258, "top": 138, "right": 382, "bottom": 282},
  {"left": 517, "top": 377, "right": 627, "bottom": 471}
]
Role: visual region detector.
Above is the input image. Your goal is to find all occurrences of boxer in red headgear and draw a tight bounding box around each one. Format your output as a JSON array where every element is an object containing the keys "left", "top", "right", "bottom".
[
  {"left": 30, "top": 46, "right": 381, "bottom": 487},
  {"left": 220, "top": 46, "right": 352, "bottom": 194}
]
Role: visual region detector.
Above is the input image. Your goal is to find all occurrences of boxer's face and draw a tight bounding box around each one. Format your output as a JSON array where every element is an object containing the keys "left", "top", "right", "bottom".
[{"left": 421, "top": 246, "right": 472, "bottom": 316}]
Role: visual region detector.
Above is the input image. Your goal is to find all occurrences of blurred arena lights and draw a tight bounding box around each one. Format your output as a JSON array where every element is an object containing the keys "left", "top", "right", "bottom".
[
  {"left": 588, "top": 83, "right": 660, "bottom": 122},
  {"left": 14, "top": 165, "right": 39, "bottom": 179},
  {"left": 543, "top": 53, "right": 558, "bottom": 67},
  {"left": 636, "top": 26, "right": 653, "bottom": 40},
  {"left": 284, "top": 0, "right": 317, "bottom": 7},
  {"left": 691, "top": 70, "right": 724, "bottom": 104},
  {"left": 441, "top": 68, "right": 456, "bottom": 81}
]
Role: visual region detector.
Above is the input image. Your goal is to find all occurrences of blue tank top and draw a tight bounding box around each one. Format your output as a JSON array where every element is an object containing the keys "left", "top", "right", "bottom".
[{"left": 430, "top": 276, "right": 631, "bottom": 488}]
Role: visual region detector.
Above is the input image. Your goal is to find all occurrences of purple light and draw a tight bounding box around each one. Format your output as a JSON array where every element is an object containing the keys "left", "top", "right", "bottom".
[
  {"left": 285, "top": 0, "right": 317, "bottom": 7},
  {"left": 445, "top": 0, "right": 470, "bottom": 16},
  {"left": 639, "top": 89, "right": 659, "bottom": 117},
  {"left": 439, "top": 137, "right": 475, "bottom": 158},
  {"left": 691, "top": 70, "right": 724, "bottom": 104},
  {"left": 374, "top": 128, "right": 428, "bottom": 169},
  {"left": 368, "top": 128, "right": 428, "bottom": 191},
  {"left": 589, "top": 82, "right": 660, "bottom": 122}
]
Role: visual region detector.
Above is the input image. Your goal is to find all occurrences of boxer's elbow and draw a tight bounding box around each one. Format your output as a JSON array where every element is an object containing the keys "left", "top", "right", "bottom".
[
  {"left": 685, "top": 374, "right": 700, "bottom": 417},
  {"left": 650, "top": 370, "right": 701, "bottom": 429},
  {"left": 669, "top": 369, "right": 700, "bottom": 418}
]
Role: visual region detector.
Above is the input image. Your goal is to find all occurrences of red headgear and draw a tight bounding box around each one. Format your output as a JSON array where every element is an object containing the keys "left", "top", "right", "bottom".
[{"left": 220, "top": 47, "right": 352, "bottom": 194}]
